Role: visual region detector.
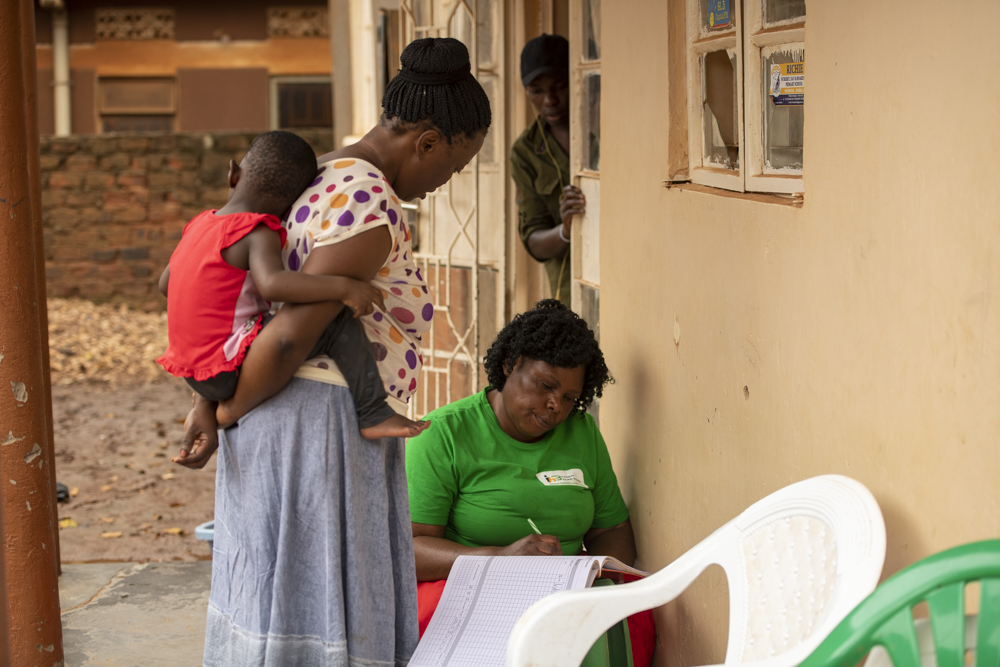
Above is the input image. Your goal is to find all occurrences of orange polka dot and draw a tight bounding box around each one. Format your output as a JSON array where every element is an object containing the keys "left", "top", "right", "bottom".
[
  {"left": 330, "top": 193, "right": 349, "bottom": 208},
  {"left": 333, "top": 159, "right": 356, "bottom": 169},
  {"left": 320, "top": 220, "right": 331, "bottom": 230},
  {"left": 381, "top": 289, "right": 390, "bottom": 299},
  {"left": 391, "top": 195, "right": 399, "bottom": 205},
  {"left": 389, "top": 326, "right": 403, "bottom": 344},
  {"left": 411, "top": 287, "right": 421, "bottom": 298},
  {"left": 378, "top": 267, "right": 391, "bottom": 277}
]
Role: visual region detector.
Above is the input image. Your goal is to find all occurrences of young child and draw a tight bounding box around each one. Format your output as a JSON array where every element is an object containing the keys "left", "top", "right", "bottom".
[{"left": 156, "top": 131, "right": 428, "bottom": 441}]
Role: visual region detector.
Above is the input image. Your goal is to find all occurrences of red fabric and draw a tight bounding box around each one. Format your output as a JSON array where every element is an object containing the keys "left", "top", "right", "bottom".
[
  {"left": 156, "top": 210, "right": 284, "bottom": 380},
  {"left": 417, "top": 575, "right": 656, "bottom": 667}
]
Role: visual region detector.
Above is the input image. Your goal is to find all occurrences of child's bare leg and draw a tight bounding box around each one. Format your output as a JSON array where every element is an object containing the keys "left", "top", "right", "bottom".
[{"left": 360, "top": 414, "right": 430, "bottom": 440}]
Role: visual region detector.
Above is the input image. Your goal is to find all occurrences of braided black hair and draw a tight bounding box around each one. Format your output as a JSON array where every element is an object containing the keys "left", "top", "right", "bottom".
[
  {"left": 382, "top": 37, "right": 492, "bottom": 143},
  {"left": 484, "top": 299, "right": 613, "bottom": 415},
  {"left": 242, "top": 131, "right": 317, "bottom": 208}
]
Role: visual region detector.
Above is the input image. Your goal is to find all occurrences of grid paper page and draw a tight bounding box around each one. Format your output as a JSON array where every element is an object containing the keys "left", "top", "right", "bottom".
[{"left": 409, "top": 556, "right": 600, "bottom": 667}]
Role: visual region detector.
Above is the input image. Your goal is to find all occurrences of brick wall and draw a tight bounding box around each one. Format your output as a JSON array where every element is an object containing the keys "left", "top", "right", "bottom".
[{"left": 40, "top": 130, "right": 335, "bottom": 310}]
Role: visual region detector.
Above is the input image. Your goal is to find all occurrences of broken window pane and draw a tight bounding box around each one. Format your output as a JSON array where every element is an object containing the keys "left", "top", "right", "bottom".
[
  {"left": 583, "top": 0, "right": 601, "bottom": 61},
  {"left": 762, "top": 47, "right": 804, "bottom": 170},
  {"left": 702, "top": 50, "right": 739, "bottom": 170},
  {"left": 764, "top": 0, "right": 805, "bottom": 24},
  {"left": 582, "top": 72, "right": 601, "bottom": 171}
]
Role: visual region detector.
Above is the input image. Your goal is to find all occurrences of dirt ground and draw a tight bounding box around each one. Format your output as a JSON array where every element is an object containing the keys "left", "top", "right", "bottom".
[{"left": 48, "top": 299, "right": 216, "bottom": 562}]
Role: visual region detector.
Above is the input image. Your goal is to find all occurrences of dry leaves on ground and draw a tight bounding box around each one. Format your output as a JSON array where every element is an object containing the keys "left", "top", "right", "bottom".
[{"left": 47, "top": 298, "right": 170, "bottom": 386}]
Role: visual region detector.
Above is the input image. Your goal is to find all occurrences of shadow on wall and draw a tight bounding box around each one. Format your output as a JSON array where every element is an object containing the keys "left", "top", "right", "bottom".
[{"left": 39, "top": 129, "right": 334, "bottom": 311}]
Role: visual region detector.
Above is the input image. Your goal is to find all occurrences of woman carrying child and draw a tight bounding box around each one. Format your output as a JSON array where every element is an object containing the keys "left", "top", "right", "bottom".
[{"left": 177, "top": 38, "right": 491, "bottom": 667}]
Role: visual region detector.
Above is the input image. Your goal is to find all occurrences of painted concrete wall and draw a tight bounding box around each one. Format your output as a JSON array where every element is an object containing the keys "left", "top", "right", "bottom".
[{"left": 599, "top": 1, "right": 1000, "bottom": 664}]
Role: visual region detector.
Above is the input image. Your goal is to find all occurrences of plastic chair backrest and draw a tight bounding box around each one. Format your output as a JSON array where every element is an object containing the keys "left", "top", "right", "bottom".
[
  {"left": 800, "top": 540, "right": 1000, "bottom": 667},
  {"left": 507, "top": 475, "right": 886, "bottom": 667}
]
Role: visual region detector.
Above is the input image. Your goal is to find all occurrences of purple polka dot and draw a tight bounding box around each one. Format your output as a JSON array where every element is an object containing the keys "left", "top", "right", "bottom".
[
  {"left": 309, "top": 194, "right": 319, "bottom": 203},
  {"left": 390, "top": 385, "right": 396, "bottom": 392},
  {"left": 379, "top": 200, "right": 387, "bottom": 212},
  {"left": 295, "top": 206, "right": 310, "bottom": 223},
  {"left": 422, "top": 303, "right": 434, "bottom": 321},
  {"left": 326, "top": 184, "right": 336, "bottom": 192},
  {"left": 415, "top": 268, "right": 423, "bottom": 281},
  {"left": 403, "top": 252, "right": 408, "bottom": 261},
  {"left": 373, "top": 311, "right": 383, "bottom": 322},
  {"left": 312, "top": 210, "right": 319, "bottom": 218},
  {"left": 422, "top": 286, "right": 428, "bottom": 294},
  {"left": 391, "top": 307, "right": 415, "bottom": 324},
  {"left": 397, "top": 390, "right": 404, "bottom": 398},
  {"left": 288, "top": 249, "right": 300, "bottom": 271},
  {"left": 354, "top": 191, "right": 370, "bottom": 203},
  {"left": 371, "top": 342, "right": 388, "bottom": 361},
  {"left": 368, "top": 172, "right": 379, "bottom": 178},
  {"left": 337, "top": 210, "right": 355, "bottom": 226},
  {"left": 387, "top": 209, "right": 398, "bottom": 225},
  {"left": 405, "top": 350, "right": 417, "bottom": 369},
  {"left": 317, "top": 362, "right": 329, "bottom": 369},
  {"left": 316, "top": 166, "right": 326, "bottom": 175},
  {"left": 343, "top": 175, "right": 354, "bottom": 182},
  {"left": 406, "top": 328, "right": 417, "bottom": 333},
  {"left": 310, "top": 176, "right": 323, "bottom": 187},
  {"left": 405, "top": 269, "right": 412, "bottom": 276}
]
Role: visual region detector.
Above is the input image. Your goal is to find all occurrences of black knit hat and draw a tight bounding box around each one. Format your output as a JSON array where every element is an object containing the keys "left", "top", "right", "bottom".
[{"left": 520, "top": 34, "right": 569, "bottom": 86}]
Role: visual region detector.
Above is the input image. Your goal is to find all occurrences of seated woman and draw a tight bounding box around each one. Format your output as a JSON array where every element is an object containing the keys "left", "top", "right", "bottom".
[{"left": 405, "top": 299, "right": 656, "bottom": 667}]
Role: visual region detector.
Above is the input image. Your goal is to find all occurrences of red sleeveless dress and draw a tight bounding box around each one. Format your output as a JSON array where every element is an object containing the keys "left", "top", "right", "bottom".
[{"left": 156, "top": 210, "right": 285, "bottom": 381}]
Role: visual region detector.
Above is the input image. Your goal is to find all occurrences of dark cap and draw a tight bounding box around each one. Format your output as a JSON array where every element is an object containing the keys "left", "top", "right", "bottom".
[{"left": 520, "top": 34, "right": 569, "bottom": 86}]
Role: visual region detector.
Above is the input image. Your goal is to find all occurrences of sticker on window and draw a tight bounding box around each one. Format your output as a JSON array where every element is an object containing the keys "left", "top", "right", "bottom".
[
  {"left": 537, "top": 469, "right": 588, "bottom": 489},
  {"left": 769, "top": 62, "right": 804, "bottom": 106},
  {"left": 707, "top": 0, "right": 730, "bottom": 28}
]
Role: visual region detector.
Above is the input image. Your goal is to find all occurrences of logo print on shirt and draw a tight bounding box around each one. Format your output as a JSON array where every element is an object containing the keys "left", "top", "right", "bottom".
[{"left": 536, "top": 469, "right": 588, "bottom": 489}]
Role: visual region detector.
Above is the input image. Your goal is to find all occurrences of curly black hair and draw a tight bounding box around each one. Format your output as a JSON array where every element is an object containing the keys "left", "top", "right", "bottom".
[
  {"left": 242, "top": 131, "right": 317, "bottom": 209},
  {"left": 484, "top": 299, "right": 613, "bottom": 414}
]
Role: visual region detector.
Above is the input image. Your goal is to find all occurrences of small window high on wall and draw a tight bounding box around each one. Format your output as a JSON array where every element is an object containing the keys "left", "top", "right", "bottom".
[
  {"left": 99, "top": 78, "right": 176, "bottom": 133},
  {"left": 686, "top": 0, "right": 805, "bottom": 194},
  {"left": 269, "top": 77, "right": 333, "bottom": 130}
]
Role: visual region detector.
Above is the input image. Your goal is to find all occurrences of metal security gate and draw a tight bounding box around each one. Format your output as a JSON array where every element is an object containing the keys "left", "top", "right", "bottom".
[{"left": 399, "top": 0, "right": 505, "bottom": 416}]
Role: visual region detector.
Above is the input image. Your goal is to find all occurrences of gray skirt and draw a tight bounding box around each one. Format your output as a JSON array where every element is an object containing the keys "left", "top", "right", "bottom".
[{"left": 203, "top": 378, "right": 419, "bottom": 667}]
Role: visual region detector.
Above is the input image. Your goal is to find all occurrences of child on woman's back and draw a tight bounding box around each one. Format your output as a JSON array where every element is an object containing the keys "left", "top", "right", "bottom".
[{"left": 156, "top": 131, "right": 428, "bottom": 445}]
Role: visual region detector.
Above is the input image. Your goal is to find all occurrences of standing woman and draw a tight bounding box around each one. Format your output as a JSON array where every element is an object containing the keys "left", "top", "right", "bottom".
[
  {"left": 180, "top": 38, "right": 491, "bottom": 667},
  {"left": 511, "top": 34, "right": 587, "bottom": 305}
]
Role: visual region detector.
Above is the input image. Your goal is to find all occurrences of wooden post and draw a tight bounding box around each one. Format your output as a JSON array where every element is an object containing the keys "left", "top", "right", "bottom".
[{"left": 0, "top": 0, "right": 65, "bottom": 663}]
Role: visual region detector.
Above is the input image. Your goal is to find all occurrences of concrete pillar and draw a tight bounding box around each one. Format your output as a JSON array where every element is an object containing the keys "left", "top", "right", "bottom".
[
  {"left": 0, "top": 0, "right": 65, "bottom": 663},
  {"left": 51, "top": 8, "right": 71, "bottom": 137},
  {"left": 22, "top": 0, "right": 62, "bottom": 574}
]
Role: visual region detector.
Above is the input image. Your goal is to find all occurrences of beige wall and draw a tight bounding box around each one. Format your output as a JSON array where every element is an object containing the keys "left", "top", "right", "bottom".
[{"left": 599, "top": 1, "right": 1000, "bottom": 664}]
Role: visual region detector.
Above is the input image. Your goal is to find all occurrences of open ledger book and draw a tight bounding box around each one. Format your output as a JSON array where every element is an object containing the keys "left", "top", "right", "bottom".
[{"left": 409, "top": 555, "right": 649, "bottom": 667}]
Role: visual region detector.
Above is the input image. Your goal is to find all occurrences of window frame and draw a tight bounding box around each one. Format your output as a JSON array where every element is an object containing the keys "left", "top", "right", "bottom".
[
  {"left": 268, "top": 75, "right": 333, "bottom": 131},
  {"left": 98, "top": 77, "right": 177, "bottom": 134},
  {"left": 686, "top": 0, "right": 806, "bottom": 194}
]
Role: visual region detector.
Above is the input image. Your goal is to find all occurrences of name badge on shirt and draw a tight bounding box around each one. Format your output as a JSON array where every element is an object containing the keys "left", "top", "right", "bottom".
[{"left": 536, "top": 469, "right": 588, "bottom": 489}]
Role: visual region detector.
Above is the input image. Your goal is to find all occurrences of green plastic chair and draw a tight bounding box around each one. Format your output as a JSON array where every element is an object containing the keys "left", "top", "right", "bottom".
[{"left": 800, "top": 539, "right": 1000, "bottom": 667}]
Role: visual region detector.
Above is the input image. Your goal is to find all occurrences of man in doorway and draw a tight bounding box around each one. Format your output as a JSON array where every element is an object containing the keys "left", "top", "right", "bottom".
[{"left": 510, "top": 34, "right": 586, "bottom": 306}]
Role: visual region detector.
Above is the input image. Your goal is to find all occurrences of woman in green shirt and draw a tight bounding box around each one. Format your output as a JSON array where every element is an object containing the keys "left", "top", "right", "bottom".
[{"left": 406, "top": 299, "right": 655, "bottom": 666}]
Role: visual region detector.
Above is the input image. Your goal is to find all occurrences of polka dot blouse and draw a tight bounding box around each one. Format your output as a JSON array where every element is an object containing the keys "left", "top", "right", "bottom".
[{"left": 281, "top": 158, "right": 433, "bottom": 405}]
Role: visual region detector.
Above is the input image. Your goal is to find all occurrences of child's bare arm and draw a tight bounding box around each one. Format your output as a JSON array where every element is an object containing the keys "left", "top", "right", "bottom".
[
  {"left": 158, "top": 264, "right": 170, "bottom": 297},
  {"left": 245, "top": 227, "right": 385, "bottom": 315}
]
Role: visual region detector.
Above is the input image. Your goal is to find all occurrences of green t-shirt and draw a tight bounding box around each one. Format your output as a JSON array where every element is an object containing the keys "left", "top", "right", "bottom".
[{"left": 406, "top": 388, "right": 630, "bottom": 555}]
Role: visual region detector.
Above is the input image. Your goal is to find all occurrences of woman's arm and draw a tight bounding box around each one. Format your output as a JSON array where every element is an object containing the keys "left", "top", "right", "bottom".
[
  {"left": 413, "top": 523, "right": 563, "bottom": 581},
  {"left": 216, "top": 225, "right": 392, "bottom": 427},
  {"left": 582, "top": 519, "right": 636, "bottom": 566}
]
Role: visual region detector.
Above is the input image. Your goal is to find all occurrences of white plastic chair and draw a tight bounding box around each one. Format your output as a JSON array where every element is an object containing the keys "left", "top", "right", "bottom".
[{"left": 506, "top": 475, "right": 886, "bottom": 667}]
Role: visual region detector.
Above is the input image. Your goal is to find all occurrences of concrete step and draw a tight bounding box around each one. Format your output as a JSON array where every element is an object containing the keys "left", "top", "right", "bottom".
[{"left": 60, "top": 561, "right": 210, "bottom": 666}]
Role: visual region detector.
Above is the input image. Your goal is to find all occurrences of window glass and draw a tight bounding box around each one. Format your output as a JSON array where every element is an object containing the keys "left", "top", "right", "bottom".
[
  {"left": 582, "top": 72, "right": 601, "bottom": 171},
  {"left": 583, "top": 0, "right": 601, "bottom": 60},
  {"left": 702, "top": 50, "right": 739, "bottom": 169},
  {"left": 703, "top": 0, "right": 734, "bottom": 32},
  {"left": 278, "top": 82, "right": 332, "bottom": 129},
  {"left": 762, "top": 48, "right": 804, "bottom": 170},
  {"left": 764, "top": 0, "right": 805, "bottom": 24}
]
